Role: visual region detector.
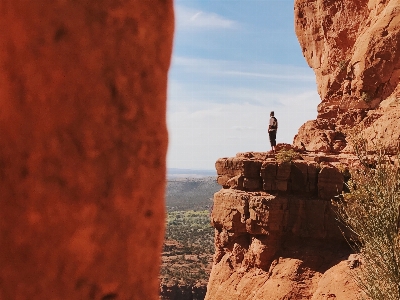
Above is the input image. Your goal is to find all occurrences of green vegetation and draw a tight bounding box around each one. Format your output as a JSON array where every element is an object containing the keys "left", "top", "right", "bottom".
[
  {"left": 361, "top": 91, "right": 372, "bottom": 103},
  {"left": 161, "top": 177, "right": 219, "bottom": 286},
  {"left": 165, "top": 210, "right": 214, "bottom": 255},
  {"left": 166, "top": 177, "right": 219, "bottom": 211},
  {"left": 334, "top": 140, "right": 400, "bottom": 300},
  {"left": 161, "top": 210, "right": 214, "bottom": 285},
  {"left": 276, "top": 149, "right": 301, "bottom": 163},
  {"left": 338, "top": 59, "right": 348, "bottom": 71},
  {"left": 337, "top": 163, "right": 351, "bottom": 182}
]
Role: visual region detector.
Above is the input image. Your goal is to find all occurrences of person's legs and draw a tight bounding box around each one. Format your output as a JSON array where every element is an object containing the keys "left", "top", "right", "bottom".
[
  {"left": 269, "top": 131, "right": 276, "bottom": 152},
  {"left": 272, "top": 131, "right": 276, "bottom": 152}
]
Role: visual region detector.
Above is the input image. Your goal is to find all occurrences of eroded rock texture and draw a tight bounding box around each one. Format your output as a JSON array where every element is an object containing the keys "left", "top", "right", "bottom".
[
  {"left": 0, "top": 1, "right": 173, "bottom": 299},
  {"left": 206, "top": 152, "right": 363, "bottom": 300},
  {"left": 294, "top": 0, "right": 400, "bottom": 152}
]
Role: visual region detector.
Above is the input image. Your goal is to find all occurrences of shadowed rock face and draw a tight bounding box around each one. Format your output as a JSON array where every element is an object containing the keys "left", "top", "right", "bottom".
[
  {"left": 0, "top": 1, "right": 173, "bottom": 299},
  {"left": 293, "top": 0, "right": 400, "bottom": 153}
]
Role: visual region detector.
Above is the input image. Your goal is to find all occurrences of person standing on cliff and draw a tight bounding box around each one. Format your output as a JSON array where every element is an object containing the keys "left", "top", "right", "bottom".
[{"left": 268, "top": 111, "right": 278, "bottom": 153}]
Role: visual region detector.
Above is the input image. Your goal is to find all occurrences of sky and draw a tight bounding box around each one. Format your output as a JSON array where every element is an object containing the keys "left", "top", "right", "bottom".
[{"left": 167, "top": 0, "right": 320, "bottom": 170}]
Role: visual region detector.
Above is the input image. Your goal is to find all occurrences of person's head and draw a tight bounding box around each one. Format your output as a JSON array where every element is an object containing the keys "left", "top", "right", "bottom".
[{"left": 270, "top": 111, "right": 274, "bottom": 117}]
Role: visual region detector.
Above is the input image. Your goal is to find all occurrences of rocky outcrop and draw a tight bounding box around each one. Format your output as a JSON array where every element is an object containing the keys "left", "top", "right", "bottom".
[
  {"left": 294, "top": 0, "right": 400, "bottom": 152},
  {"left": 205, "top": 152, "right": 363, "bottom": 300},
  {"left": 216, "top": 152, "right": 346, "bottom": 199},
  {"left": 206, "top": 1, "right": 400, "bottom": 298},
  {"left": 0, "top": 1, "right": 173, "bottom": 299}
]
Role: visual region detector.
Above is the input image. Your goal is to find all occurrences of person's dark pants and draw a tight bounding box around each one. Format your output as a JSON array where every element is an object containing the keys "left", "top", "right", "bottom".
[{"left": 269, "top": 130, "right": 276, "bottom": 147}]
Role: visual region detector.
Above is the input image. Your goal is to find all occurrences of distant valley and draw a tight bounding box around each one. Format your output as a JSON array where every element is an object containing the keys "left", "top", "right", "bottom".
[
  {"left": 167, "top": 168, "right": 217, "bottom": 178},
  {"left": 160, "top": 171, "right": 220, "bottom": 300},
  {"left": 165, "top": 169, "right": 219, "bottom": 211}
]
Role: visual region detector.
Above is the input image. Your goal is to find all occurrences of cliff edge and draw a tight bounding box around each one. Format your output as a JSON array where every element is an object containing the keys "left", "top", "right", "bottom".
[{"left": 205, "top": 152, "right": 362, "bottom": 300}]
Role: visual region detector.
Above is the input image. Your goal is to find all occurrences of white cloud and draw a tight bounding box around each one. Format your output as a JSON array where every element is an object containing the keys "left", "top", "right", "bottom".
[
  {"left": 232, "top": 126, "right": 256, "bottom": 131},
  {"left": 224, "top": 70, "right": 315, "bottom": 82},
  {"left": 171, "top": 56, "right": 316, "bottom": 82},
  {"left": 167, "top": 90, "right": 320, "bottom": 170},
  {"left": 167, "top": 57, "right": 320, "bottom": 170},
  {"left": 168, "top": 2, "right": 319, "bottom": 170},
  {"left": 175, "top": 5, "right": 238, "bottom": 30}
]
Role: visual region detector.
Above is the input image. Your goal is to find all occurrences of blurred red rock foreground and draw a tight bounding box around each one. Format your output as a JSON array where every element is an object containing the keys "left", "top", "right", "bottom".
[{"left": 0, "top": 1, "right": 173, "bottom": 299}]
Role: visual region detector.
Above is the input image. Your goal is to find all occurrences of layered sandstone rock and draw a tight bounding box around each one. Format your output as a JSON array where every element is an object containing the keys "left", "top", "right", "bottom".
[
  {"left": 0, "top": 1, "right": 173, "bottom": 299},
  {"left": 205, "top": 152, "right": 363, "bottom": 300},
  {"left": 216, "top": 152, "right": 345, "bottom": 199},
  {"left": 294, "top": 0, "right": 400, "bottom": 152}
]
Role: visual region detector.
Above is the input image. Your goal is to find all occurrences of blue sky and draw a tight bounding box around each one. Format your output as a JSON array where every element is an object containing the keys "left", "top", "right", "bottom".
[{"left": 167, "top": 0, "right": 320, "bottom": 170}]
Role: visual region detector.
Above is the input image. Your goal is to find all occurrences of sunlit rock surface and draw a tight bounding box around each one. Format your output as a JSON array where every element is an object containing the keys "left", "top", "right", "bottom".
[
  {"left": 205, "top": 151, "right": 362, "bottom": 300},
  {"left": 293, "top": 0, "right": 400, "bottom": 153}
]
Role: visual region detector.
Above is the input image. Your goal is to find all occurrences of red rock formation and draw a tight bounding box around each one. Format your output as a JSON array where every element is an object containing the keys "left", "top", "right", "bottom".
[
  {"left": 205, "top": 152, "right": 363, "bottom": 300},
  {"left": 207, "top": 1, "right": 400, "bottom": 299},
  {"left": 0, "top": 1, "right": 173, "bottom": 299},
  {"left": 294, "top": 0, "right": 400, "bottom": 153}
]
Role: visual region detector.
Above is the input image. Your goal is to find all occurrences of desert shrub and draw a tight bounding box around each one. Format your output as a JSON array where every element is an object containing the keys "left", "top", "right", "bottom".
[
  {"left": 334, "top": 142, "right": 400, "bottom": 300},
  {"left": 165, "top": 210, "right": 214, "bottom": 254},
  {"left": 361, "top": 92, "right": 372, "bottom": 103},
  {"left": 338, "top": 59, "right": 348, "bottom": 71},
  {"left": 336, "top": 163, "right": 351, "bottom": 185},
  {"left": 276, "top": 149, "right": 300, "bottom": 163}
]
